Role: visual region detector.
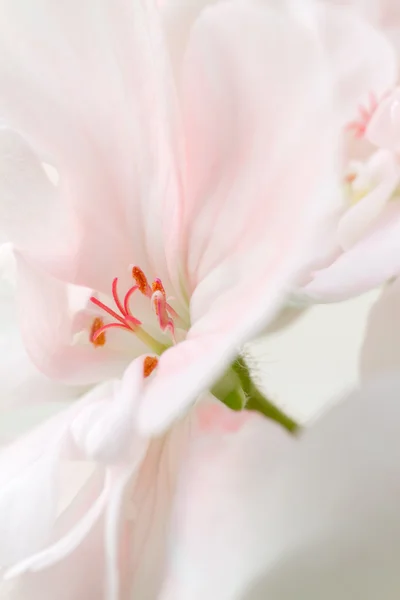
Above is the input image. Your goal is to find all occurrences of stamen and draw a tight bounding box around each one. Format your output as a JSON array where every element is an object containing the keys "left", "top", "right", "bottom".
[
  {"left": 143, "top": 356, "right": 158, "bottom": 378},
  {"left": 112, "top": 277, "right": 126, "bottom": 316},
  {"left": 90, "top": 317, "right": 106, "bottom": 347},
  {"left": 152, "top": 278, "right": 165, "bottom": 296},
  {"left": 90, "top": 296, "right": 126, "bottom": 325},
  {"left": 152, "top": 290, "right": 176, "bottom": 343},
  {"left": 124, "top": 285, "right": 139, "bottom": 317},
  {"left": 92, "top": 321, "right": 131, "bottom": 343},
  {"left": 89, "top": 267, "right": 178, "bottom": 352},
  {"left": 132, "top": 266, "right": 151, "bottom": 296}
]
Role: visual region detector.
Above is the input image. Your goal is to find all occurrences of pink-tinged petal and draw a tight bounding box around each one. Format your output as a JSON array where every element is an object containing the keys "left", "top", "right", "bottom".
[
  {"left": 5, "top": 360, "right": 151, "bottom": 590},
  {"left": 366, "top": 87, "right": 400, "bottom": 151},
  {"left": 0, "top": 129, "right": 75, "bottom": 278},
  {"left": 101, "top": 399, "right": 216, "bottom": 599},
  {"left": 303, "top": 202, "right": 400, "bottom": 301},
  {"left": 317, "top": 4, "right": 397, "bottom": 125},
  {"left": 160, "top": 402, "right": 294, "bottom": 600},
  {"left": 124, "top": 398, "right": 200, "bottom": 599},
  {"left": 360, "top": 277, "right": 400, "bottom": 379},
  {"left": 0, "top": 381, "right": 112, "bottom": 571},
  {"left": 338, "top": 151, "right": 400, "bottom": 249},
  {"left": 16, "top": 255, "right": 136, "bottom": 385},
  {"left": 70, "top": 358, "right": 148, "bottom": 464},
  {"left": 161, "top": 0, "right": 218, "bottom": 79},
  {"left": 0, "top": 409, "right": 75, "bottom": 568},
  {"left": 162, "top": 378, "right": 400, "bottom": 600},
  {"left": 0, "top": 455, "right": 58, "bottom": 570},
  {"left": 5, "top": 472, "right": 110, "bottom": 579},
  {"left": 139, "top": 2, "right": 340, "bottom": 433},
  {"left": 105, "top": 468, "right": 137, "bottom": 600},
  {"left": 0, "top": 247, "right": 85, "bottom": 412},
  {"left": 8, "top": 472, "right": 106, "bottom": 600},
  {"left": 0, "top": 0, "right": 184, "bottom": 297}
]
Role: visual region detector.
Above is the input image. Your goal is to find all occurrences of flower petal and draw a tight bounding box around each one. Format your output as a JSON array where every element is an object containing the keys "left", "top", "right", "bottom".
[
  {"left": 317, "top": 3, "right": 397, "bottom": 125},
  {"left": 161, "top": 378, "right": 400, "bottom": 600},
  {"left": 303, "top": 202, "right": 400, "bottom": 301},
  {"left": 337, "top": 152, "right": 400, "bottom": 250},
  {"left": 160, "top": 403, "right": 294, "bottom": 600},
  {"left": 0, "top": 245, "right": 85, "bottom": 412},
  {"left": 16, "top": 255, "right": 135, "bottom": 385},
  {"left": 0, "top": 381, "right": 112, "bottom": 572},
  {"left": 241, "top": 377, "right": 400, "bottom": 600},
  {"left": 0, "top": 130, "right": 74, "bottom": 275},
  {"left": 0, "top": 0, "right": 183, "bottom": 296},
  {"left": 70, "top": 357, "right": 148, "bottom": 464},
  {"left": 139, "top": 1, "right": 340, "bottom": 433},
  {"left": 8, "top": 470, "right": 106, "bottom": 600},
  {"left": 367, "top": 87, "right": 400, "bottom": 151}
]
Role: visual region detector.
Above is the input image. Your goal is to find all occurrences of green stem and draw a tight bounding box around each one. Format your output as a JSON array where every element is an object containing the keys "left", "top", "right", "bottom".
[{"left": 232, "top": 357, "right": 300, "bottom": 434}]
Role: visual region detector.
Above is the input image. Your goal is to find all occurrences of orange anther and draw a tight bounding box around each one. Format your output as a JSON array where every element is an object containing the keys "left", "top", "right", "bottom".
[
  {"left": 132, "top": 266, "right": 149, "bottom": 295},
  {"left": 90, "top": 317, "right": 106, "bottom": 347},
  {"left": 152, "top": 278, "right": 165, "bottom": 296},
  {"left": 143, "top": 356, "right": 158, "bottom": 378}
]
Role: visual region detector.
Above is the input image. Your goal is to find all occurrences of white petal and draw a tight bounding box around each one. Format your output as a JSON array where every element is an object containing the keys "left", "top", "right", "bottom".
[
  {"left": 304, "top": 202, "right": 400, "bottom": 301},
  {"left": 0, "top": 381, "right": 112, "bottom": 572},
  {"left": 70, "top": 358, "right": 148, "bottom": 464},
  {"left": 338, "top": 175, "right": 399, "bottom": 251},
  {"left": 160, "top": 402, "right": 294, "bottom": 600},
  {"left": 242, "top": 377, "right": 400, "bottom": 600},
  {"left": 162, "top": 378, "right": 400, "bottom": 600}
]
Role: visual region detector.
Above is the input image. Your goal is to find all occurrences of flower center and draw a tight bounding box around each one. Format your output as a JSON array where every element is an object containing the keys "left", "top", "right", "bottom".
[
  {"left": 89, "top": 266, "right": 178, "bottom": 354},
  {"left": 345, "top": 92, "right": 379, "bottom": 139}
]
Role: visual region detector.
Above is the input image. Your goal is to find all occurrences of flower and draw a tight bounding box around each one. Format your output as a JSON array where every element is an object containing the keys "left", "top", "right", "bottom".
[
  {"left": 0, "top": 0, "right": 395, "bottom": 598},
  {"left": 0, "top": 0, "right": 340, "bottom": 435},
  {"left": 0, "top": 0, "right": 343, "bottom": 596},
  {"left": 302, "top": 1, "right": 400, "bottom": 302}
]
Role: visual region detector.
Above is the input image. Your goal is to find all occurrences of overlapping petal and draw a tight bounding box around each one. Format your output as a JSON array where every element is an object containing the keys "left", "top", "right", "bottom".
[
  {"left": 138, "top": 1, "right": 339, "bottom": 433},
  {"left": 0, "top": 358, "right": 149, "bottom": 599},
  {"left": 161, "top": 378, "right": 400, "bottom": 600},
  {"left": 0, "top": 0, "right": 184, "bottom": 298},
  {"left": 304, "top": 201, "right": 400, "bottom": 301}
]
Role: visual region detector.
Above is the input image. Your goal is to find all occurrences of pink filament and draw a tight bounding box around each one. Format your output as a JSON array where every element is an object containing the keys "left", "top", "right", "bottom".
[
  {"left": 90, "top": 272, "right": 177, "bottom": 345},
  {"left": 124, "top": 285, "right": 139, "bottom": 316},
  {"left": 92, "top": 321, "right": 131, "bottom": 342},
  {"left": 112, "top": 277, "right": 126, "bottom": 316},
  {"left": 90, "top": 296, "right": 127, "bottom": 325}
]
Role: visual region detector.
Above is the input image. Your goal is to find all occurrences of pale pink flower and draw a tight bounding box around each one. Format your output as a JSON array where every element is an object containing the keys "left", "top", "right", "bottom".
[
  {"left": 0, "top": 0, "right": 392, "bottom": 598},
  {"left": 0, "top": 0, "right": 338, "bottom": 435},
  {"left": 0, "top": 0, "right": 340, "bottom": 596},
  {"left": 302, "top": 1, "right": 400, "bottom": 301}
]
